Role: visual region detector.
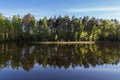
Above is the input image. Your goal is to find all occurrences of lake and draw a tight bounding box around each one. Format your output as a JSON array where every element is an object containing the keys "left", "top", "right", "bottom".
[{"left": 0, "top": 43, "right": 120, "bottom": 80}]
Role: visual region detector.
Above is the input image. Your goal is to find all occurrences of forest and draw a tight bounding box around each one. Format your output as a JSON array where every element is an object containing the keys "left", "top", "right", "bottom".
[{"left": 0, "top": 13, "right": 120, "bottom": 42}]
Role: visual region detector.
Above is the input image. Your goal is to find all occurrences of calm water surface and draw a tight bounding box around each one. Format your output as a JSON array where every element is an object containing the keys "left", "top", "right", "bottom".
[{"left": 0, "top": 43, "right": 120, "bottom": 80}]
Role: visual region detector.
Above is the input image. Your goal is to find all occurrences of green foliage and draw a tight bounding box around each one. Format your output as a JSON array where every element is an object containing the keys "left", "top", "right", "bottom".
[
  {"left": 55, "top": 34, "right": 58, "bottom": 41},
  {"left": 22, "top": 13, "right": 35, "bottom": 41},
  {"left": 12, "top": 15, "right": 22, "bottom": 41},
  {"left": 0, "top": 13, "right": 120, "bottom": 42},
  {"left": 75, "top": 32, "right": 78, "bottom": 41},
  {"left": 80, "top": 31, "right": 88, "bottom": 41}
]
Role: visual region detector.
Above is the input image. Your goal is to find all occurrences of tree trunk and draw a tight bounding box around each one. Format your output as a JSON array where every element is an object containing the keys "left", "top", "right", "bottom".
[{"left": 4, "top": 32, "right": 7, "bottom": 42}]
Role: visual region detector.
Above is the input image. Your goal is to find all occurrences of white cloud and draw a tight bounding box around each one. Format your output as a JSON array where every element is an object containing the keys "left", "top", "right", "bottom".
[
  {"left": 0, "top": 8, "right": 53, "bottom": 19},
  {"left": 90, "top": 12, "right": 120, "bottom": 21},
  {"left": 66, "top": 6, "right": 120, "bottom": 12},
  {"left": 64, "top": 7, "right": 120, "bottom": 21},
  {"left": 0, "top": 8, "right": 65, "bottom": 19}
]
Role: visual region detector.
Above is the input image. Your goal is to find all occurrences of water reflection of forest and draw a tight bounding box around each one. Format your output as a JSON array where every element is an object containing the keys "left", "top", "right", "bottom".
[{"left": 0, "top": 43, "right": 120, "bottom": 71}]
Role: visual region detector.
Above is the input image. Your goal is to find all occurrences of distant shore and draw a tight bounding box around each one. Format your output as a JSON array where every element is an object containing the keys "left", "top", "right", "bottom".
[{"left": 34, "top": 41, "right": 95, "bottom": 44}]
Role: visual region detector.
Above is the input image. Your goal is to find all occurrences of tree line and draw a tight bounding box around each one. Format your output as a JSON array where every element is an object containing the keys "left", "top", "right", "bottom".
[{"left": 0, "top": 13, "right": 120, "bottom": 42}]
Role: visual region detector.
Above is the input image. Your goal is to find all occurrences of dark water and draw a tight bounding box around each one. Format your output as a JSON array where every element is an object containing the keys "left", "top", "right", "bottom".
[{"left": 0, "top": 43, "right": 120, "bottom": 80}]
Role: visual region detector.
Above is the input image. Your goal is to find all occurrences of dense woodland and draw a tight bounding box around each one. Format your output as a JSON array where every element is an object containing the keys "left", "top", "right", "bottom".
[{"left": 0, "top": 13, "right": 120, "bottom": 42}]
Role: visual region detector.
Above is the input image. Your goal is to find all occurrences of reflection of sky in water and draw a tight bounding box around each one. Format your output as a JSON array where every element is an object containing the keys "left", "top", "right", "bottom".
[{"left": 0, "top": 63, "right": 120, "bottom": 80}]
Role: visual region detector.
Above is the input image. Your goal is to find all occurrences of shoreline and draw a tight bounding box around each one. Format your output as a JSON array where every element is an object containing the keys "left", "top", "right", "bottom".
[
  {"left": 0, "top": 41, "right": 119, "bottom": 45},
  {"left": 34, "top": 41, "right": 95, "bottom": 44}
]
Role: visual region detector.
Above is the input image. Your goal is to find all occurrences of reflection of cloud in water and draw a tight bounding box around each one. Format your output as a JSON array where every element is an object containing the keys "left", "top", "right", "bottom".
[
  {"left": 88, "top": 68, "right": 120, "bottom": 73},
  {"left": 72, "top": 63, "right": 120, "bottom": 73},
  {"left": 22, "top": 48, "right": 25, "bottom": 56},
  {"left": 29, "top": 46, "right": 35, "bottom": 54}
]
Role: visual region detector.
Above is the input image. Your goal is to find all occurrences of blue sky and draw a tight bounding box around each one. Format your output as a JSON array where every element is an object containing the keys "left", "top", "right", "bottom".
[{"left": 0, "top": 0, "right": 120, "bottom": 20}]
